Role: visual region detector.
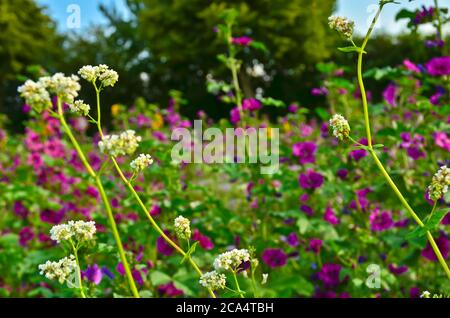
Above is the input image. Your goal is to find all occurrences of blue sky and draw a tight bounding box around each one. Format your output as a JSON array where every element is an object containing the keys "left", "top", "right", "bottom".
[{"left": 37, "top": 0, "right": 449, "bottom": 34}]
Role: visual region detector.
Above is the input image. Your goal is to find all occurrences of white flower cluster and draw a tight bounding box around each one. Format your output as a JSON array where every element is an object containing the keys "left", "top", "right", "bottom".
[
  {"left": 213, "top": 249, "right": 250, "bottom": 272},
  {"left": 199, "top": 271, "right": 226, "bottom": 290},
  {"left": 17, "top": 80, "right": 51, "bottom": 113},
  {"left": 70, "top": 100, "right": 91, "bottom": 116},
  {"left": 40, "top": 73, "right": 81, "bottom": 103},
  {"left": 329, "top": 114, "right": 350, "bottom": 141},
  {"left": 78, "top": 64, "right": 119, "bottom": 87},
  {"left": 328, "top": 16, "right": 355, "bottom": 40},
  {"left": 174, "top": 215, "right": 191, "bottom": 240},
  {"left": 50, "top": 220, "right": 96, "bottom": 243},
  {"left": 428, "top": 166, "right": 450, "bottom": 201},
  {"left": 38, "top": 255, "right": 77, "bottom": 284},
  {"left": 130, "top": 154, "right": 154, "bottom": 173},
  {"left": 18, "top": 73, "right": 80, "bottom": 112},
  {"left": 98, "top": 130, "right": 142, "bottom": 157}
]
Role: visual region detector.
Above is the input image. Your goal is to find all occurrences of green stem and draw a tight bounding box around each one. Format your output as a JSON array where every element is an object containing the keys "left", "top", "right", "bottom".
[
  {"left": 232, "top": 271, "right": 244, "bottom": 298},
  {"left": 227, "top": 24, "right": 244, "bottom": 122},
  {"left": 56, "top": 98, "right": 140, "bottom": 298},
  {"left": 92, "top": 91, "right": 215, "bottom": 298},
  {"left": 70, "top": 241, "right": 86, "bottom": 298},
  {"left": 354, "top": 3, "right": 450, "bottom": 281}
]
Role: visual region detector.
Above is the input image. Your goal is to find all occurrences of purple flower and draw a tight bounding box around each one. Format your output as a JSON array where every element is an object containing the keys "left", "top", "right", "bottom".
[
  {"left": 158, "top": 282, "right": 183, "bottom": 297},
  {"left": 324, "top": 206, "right": 340, "bottom": 225},
  {"left": 369, "top": 208, "right": 394, "bottom": 232},
  {"left": 286, "top": 232, "right": 299, "bottom": 247},
  {"left": 261, "top": 248, "right": 288, "bottom": 268},
  {"left": 318, "top": 264, "right": 344, "bottom": 288},
  {"left": 422, "top": 234, "right": 449, "bottom": 262},
  {"left": 292, "top": 142, "right": 317, "bottom": 165},
  {"left": 349, "top": 188, "right": 371, "bottom": 211},
  {"left": 309, "top": 239, "right": 323, "bottom": 254},
  {"left": 13, "top": 201, "right": 29, "bottom": 219},
  {"left": 150, "top": 204, "right": 162, "bottom": 216},
  {"left": 288, "top": 104, "right": 298, "bottom": 113},
  {"left": 157, "top": 231, "right": 175, "bottom": 256},
  {"left": 192, "top": 229, "right": 214, "bottom": 250},
  {"left": 383, "top": 83, "right": 397, "bottom": 107},
  {"left": 388, "top": 264, "right": 408, "bottom": 275},
  {"left": 231, "top": 36, "right": 253, "bottom": 46},
  {"left": 434, "top": 132, "right": 450, "bottom": 152},
  {"left": 83, "top": 264, "right": 103, "bottom": 285},
  {"left": 349, "top": 138, "right": 368, "bottom": 161},
  {"left": 40, "top": 209, "right": 64, "bottom": 224},
  {"left": 311, "top": 87, "right": 328, "bottom": 96},
  {"left": 336, "top": 169, "right": 348, "bottom": 179},
  {"left": 299, "top": 169, "right": 324, "bottom": 189},
  {"left": 403, "top": 59, "right": 421, "bottom": 73},
  {"left": 426, "top": 56, "right": 450, "bottom": 76},
  {"left": 400, "top": 132, "right": 426, "bottom": 160},
  {"left": 27, "top": 152, "right": 44, "bottom": 170},
  {"left": 300, "top": 204, "right": 314, "bottom": 216},
  {"left": 242, "top": 98, "right": 262, "bottom": 112},
  {"left": 230, "top": 107, "right": 241, "bottom": 124},
  {"left": 19, "top": 227, "right": 34, "bottom": 247},
  {"left": 44, "top": 139, "right": 65, "bottom": 159}
]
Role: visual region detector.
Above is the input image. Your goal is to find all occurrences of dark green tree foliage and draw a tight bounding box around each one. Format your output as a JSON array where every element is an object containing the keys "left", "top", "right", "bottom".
[
  {"left": 133, "top": 0, "right": 337, "bottom": 116},
  {"left": 0, "top": 0, "right": 61, "bottom": 125}
]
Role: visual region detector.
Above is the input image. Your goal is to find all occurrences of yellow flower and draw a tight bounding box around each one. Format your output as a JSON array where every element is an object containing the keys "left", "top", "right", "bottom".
[
  {"left": 283, "top": 121, "right": 291, "bottom": 133},
  {"left": 151, "top": 113, "right": 164, "bottom": 130},
  {"left": 111, "top": 104, "right": 121, "bottom": 117}
]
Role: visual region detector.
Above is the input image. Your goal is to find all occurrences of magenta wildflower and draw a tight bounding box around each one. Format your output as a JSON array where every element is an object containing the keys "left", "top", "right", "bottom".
[
  {"left": 242, "top": 98, "right": 262, "bottom": 112},
  {"left": 286, "top": 232, "right": 299, "bottom": 247},
  {"left": 43, "top": 139, "right": 65, "bottom": 159},
  {"left": 230, "top": 107, "right": 241, "bottom": 124},
  {"left": 383, "top": 83, "right": 398, "bottom": 107},
  {"left": 292, "top": 142, "right": 317, "bottom": 164},
  {"left": 231, "top": 36, "right": 253, "bottom": 46},
  {"left": 192, "top": 229, "right": 214, "bottom": 250},
  {"left": 299, "top": 169, "right": 324, "bottom": 189},
  {"left": 318, "top": 264, "right": 344, "bottom": 288},
  {"left": 421, "top": 234, "right": 449, "bottom": 262},
  {"left": 158, "top": 282, "right": 183, "bottom": 297},
  {"left": 400, "top": 132, "right": 426, "bottom": 160},
  {"left": 388, "top": 264, "right": 408, "bottom": 275},
  {"left": 309, "top": 239, "right": 323, "bottom": 254},
  {"left": 426, "top": 56, "right": 450, "bottom": 76},
  {"left": 19, "top": 227, "right": 34, "bottom": 247},
  {"left": 324, "top": 205, "right": 340, "bottom": 225},
  {"left": 261, "top": 248, "right": 288, "bottom": 268},
  {"left": 403, "top": 59, "right": 421, "bottom": 73},
  {"left": 27, "top": 152, "right": 44, "bottom": 170},
  {"left": 157, "top": 231, "right": 175, "bottom": 256},
  {"left": 349, "top": 138, "right": 368, "bottom": 161},
  {"left": 434, "top": 132, "right": 450, "bottom": 152},
  {"left": 311, "top": 87, "right": 328, "bottom": 96},
  {"left": 288, "top": 104, "right": 298, "bottom": 113},
  {"left": 349, "top": 188, "right": 371, "bottom": 211},
  {"left": 83, "top": 264, "right": 103, "bottom": 285},
  {"left": 13, "top": 201, "right": 29, "bottom": 219},
  {"left": 150, "top": 204, "right": 162, "bottom": 216},
  {"left": 369, "top": 208, "right": 394, "bottom": 232}
]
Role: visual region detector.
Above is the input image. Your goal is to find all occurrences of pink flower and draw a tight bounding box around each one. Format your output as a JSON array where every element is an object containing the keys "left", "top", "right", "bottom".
[
  {"left": 242, "top": 98, "right": 261, "bottom": 112},
  {"left": 434, "top": 132, "right": 450, "bottom": 152},
  {"left": 292, "top": 142, "right": 317, "bottom": 165},
  {"left": 27, "top": 152, "right": 44, "bottom": 170},
  {"left": 383, "top": 84, "right": 397, "bottom": 107},
  {"left": 426, "top": 56, "right": 450, "bottom": 76},
  {"left": 231, "top": 36, "right": 253, "bottom": 46},
  {"left": 299, "top": 170, "right": 324, "bottom": 189},
  {"left": 369, "top": 208, "right": 393, "bottom": 232},
  {"left": 192, "top": 229, "right": 214, "bottom": 250},
  {"left": 324, "top": 205, "right": 340, "bottom": 225},
  {"left": 403, "top": 59, "right": 421, "bottom": 73}
]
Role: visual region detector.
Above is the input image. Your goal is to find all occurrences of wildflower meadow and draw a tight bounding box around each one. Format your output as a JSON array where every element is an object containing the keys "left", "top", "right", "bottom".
[{"left": 1, "top": 0, "right": 450, "bottom": 301}]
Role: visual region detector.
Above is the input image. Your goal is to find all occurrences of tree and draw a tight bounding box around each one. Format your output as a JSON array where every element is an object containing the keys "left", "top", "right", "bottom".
[{"left": 0, "top": 0, "right": 62, "bottom": 125}]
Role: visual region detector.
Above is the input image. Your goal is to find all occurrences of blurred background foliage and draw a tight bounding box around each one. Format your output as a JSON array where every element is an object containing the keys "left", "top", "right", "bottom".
[{"left": 0, "top": 0, "right": 446, "bottom": 131}]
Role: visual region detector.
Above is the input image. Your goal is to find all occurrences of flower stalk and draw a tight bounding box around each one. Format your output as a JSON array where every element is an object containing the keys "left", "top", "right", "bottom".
[
  {"left": 354, "top": 2, "right": 450, "bottom": 280},
  {"left": 55, "top": 98, "right": 140, "bottom": 297}
]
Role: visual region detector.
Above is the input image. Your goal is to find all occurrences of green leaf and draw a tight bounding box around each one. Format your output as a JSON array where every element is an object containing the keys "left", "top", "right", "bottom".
[
  {"left": 406, "top": 209, "right": 449, "bottom": 239},
  {"left": 338, "top": 46, "right": 366, "bottom": 54},
  {"left": 315, "top": 107, "right": 329, "bottom": 121},
  {"left": 250, "top": 41, "right": 268, "bottom": 53},
  {"left": 150, "top": 271, "right": 172, "bottom": 285},
  {"left": 180, "top": 241, "right": 199, "bottom": 264},
  {"left": 297, "top": 215, "right": 309, "bottom": 234}
]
